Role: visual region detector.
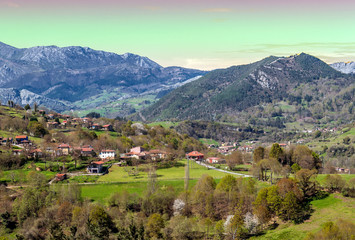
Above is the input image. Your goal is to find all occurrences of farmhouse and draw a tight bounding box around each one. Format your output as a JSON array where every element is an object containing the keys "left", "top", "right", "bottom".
[
  {"left": 81, "top": 147, "right": 96, "bottom": 157},
  {"left": 58, "top": 143, "right": 71, "bottom": 155},
  {"left": 149, "top": 149, "right": 168, "bottom": 160},
  {"left": 186, "top": 151, "right": 204, "bottom": 160},
  {"left": 206, "top": 157, "right": 225, "bottom": 164},
  {"left": 99, "top": 149, "right": 116, "bottom": 160},
  {"left": 102, "top": 124, "right": 113, "bottom": 131},
  {"left": 87, "top": 161, "right": 104, "bottom": 173},
  {"left": 15, "top": 135, "right": 28, "bottom": 144},
  {"left": 30, "top": 149, "right": 43, "bottom": 158}
]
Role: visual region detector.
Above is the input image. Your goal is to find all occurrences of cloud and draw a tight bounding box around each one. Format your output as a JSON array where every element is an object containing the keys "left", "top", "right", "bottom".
[{"left": 202, "top": 8, "right": 232, "bottom": 13}]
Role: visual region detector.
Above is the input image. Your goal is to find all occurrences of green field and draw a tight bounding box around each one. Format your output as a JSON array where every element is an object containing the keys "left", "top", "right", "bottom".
[
  {"left": 98, "top": 160, "right": 231, "bottom": 183},
  {"left": 199, "top": 138, "right": 219, "bottom": 146},
  {"left": 251, "top": 193, "right": 355, "bottom": 240},
  {"left": 80, "top": 179, "right": 199, "bottom": 203},
  {"left": 316, "top": 174, "right": 355, "bottom": 185}
]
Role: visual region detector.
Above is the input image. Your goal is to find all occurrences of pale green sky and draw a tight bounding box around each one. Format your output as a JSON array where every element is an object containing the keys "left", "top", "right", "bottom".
[{"left": 1, "top": 0, "right": 355, "bottom": 69}]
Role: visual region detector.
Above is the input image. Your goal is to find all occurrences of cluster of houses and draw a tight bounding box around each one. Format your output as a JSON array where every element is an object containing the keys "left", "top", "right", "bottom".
[
  {"left": 43, "top": 112, "right": 114, "bottom": 131},
  {"left": 119, "top": 147, "right": 169, "bottom": 161}
]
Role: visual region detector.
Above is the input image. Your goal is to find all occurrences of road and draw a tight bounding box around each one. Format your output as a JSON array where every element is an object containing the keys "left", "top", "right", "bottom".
[{"left": 195, "top": 161, "right": 251, "bottom": 177}]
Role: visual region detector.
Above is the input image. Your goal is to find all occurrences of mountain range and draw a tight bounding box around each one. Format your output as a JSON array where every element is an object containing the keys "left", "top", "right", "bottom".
[
  {"left": 134, "top": 53, "right": 355, "bottom": 122},
  {"left": 1, "top": 42, "right": 354, "bottom": 121},
  {"left": 330, "top": 61, "right": 355, "bottom": 74},
  {"left": 0, "top": 42, "right": 206, "bottom": 117}
]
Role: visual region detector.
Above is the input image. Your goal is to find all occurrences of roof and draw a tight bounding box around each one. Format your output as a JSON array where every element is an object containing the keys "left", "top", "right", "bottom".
[
  {"left": 207, "top": 157, "right": 221, "bottom": 160},
  {"left": 101, "top": 149, "right": 115, "bottom": 153},
  {"left": 103, "top": 124, "right": 111, "bottom": 127},
  {"left": 82, "top": 148, "right": 94, "bottom": 152},
  {"left": 92, "top": 161, "right": 104, "bottom": 165},
  {"left": 16, "top": 135, "right": 27, "bottom": 139},
  {"left": 187, "top": 151, "right": 204, "bottom": 157},
  {"left": 149, "top": 149, "right": 167, "bottom": 154},
  {"left": 31, "top": 149, "right": 42, "bottom": 153},
  {"left": 56, "top": 173, "right": 66, "bottom": 177},
  {"left": 58, "top": 144, "right": 70, "bottom": 148}
]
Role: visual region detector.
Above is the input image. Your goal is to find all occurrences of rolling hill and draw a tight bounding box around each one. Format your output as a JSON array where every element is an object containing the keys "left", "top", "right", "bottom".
[{"left": 135, "top": 53, "right": 355, "bottom": 122}]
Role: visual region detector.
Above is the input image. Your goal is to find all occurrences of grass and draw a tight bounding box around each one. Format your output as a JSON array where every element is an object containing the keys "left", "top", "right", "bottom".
[
  {"left": 316, "top": 174, "right": 355, "bottom": 186},
  {"left": 199, "top": 138, "right": 219, "bottom": 146},
  {"left": 251, "top": 194, "right": 355, "bottom": 240},
  {"left": 80, "top": 179, "right": 199, "bottom": 203},
  {"left": 97, "top": 160, "right": 231, "bottom": 183}
]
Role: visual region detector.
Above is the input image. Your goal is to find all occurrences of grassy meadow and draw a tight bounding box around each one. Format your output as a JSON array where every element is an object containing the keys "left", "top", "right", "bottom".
[{"left": 251, "top": 193, "right": 355, "bottom": 240}]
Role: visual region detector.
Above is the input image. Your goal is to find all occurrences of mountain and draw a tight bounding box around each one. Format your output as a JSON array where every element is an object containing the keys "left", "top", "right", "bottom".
[
  {"left": 330, "top": 61, "right": 355, "bottom": 74},
  {"left": 0, "top": 42, "right": 206, "bottom": 116},
  {"left": 135, "top": 53, "right": 354, "bottom": 121}
]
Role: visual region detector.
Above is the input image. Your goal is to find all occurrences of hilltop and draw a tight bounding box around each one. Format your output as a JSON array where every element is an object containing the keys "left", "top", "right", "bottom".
[
  {"left": 0, "top": 42, "right": 206, "bottom": 117},
  {"left": 136, "top": 53, "right": 354, "bottom": 122}
]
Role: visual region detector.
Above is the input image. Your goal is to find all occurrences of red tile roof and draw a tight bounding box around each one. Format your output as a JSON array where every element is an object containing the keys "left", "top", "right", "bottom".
[
  {"left": 58, "top": 144, "right": 70, "bottom": 148},
  {"left": 93, "top": 161, "right": 104, "bottom": 165},
  {"left": 15, "top": 135, "right": 27, "bottom": 139},
  {"left": 187, "top": 151, "right": 204, "bottom": 157},
  {"left": 82, "top": 148, "right": 94, "bottom": 152}
]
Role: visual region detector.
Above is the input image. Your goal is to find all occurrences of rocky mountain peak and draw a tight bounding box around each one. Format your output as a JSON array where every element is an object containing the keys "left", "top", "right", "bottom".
[{"left": 330, "top": 61, "right": 355, "bottom": 74}]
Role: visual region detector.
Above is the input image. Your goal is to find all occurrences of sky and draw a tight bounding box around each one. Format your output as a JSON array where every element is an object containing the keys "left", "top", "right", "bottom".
[{"left": 1, "top": 0, "right": 355, "bottom": 70}]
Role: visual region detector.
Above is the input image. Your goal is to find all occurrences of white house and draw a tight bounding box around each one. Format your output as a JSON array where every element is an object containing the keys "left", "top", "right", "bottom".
[{"left": 99, "top": 149, "right": 116, "bottom": 160}]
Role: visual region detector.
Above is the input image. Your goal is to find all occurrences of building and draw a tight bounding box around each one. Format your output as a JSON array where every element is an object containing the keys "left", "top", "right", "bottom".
[
  {"left": 81, "top": 147, "right": 96, "bottom": 157},
  {"left": 58, "top": 143, "right": 71, "bottom": 155},
  {"left": 206, "top": 157, "right": 225, "bottom": 164},
  {"left": 186, "top": 151, "right": 204, "bottom": 160},
  {"left": 30, "top": 149, "right": 43, "bottom": 158},
  {"left": 87, "top": 161, "right": 104, "bottom": 173},
  {"left": 99, "top": 149, "right": 116, "bottom": 160},
  {"left": 55, "top": 173, "right": 67, "bottom": 181},
  {"left": 12, "top": 149, "right": 23, "bottom": 155},
  {"left": 149, "top": 149, "right": 168, "bottom": 160},
  {"left": 102, "top": 124, "right": 113, "bottom": 131},
  {"left": 15, "top": 135, "right": 28, "bottom": 144}
]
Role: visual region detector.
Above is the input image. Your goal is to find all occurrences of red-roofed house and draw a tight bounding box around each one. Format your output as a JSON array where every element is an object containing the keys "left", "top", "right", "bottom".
[
  {"left": 81, "top": 147, "right": 96, "bottom": 157},
  {"left": 56, "top": 173, "right": 67, "bottom": 181},
  {"left": 186, "top": 151, "right": 204, "bottom": 160},
  {"left": 102, "top": 124, "right": 113, "bottom": 131},
  {"left": 12, "top": 149, "right": 23, "bottom": 156},
  {"left": 58, "top": 143, "right": 71, "bottom": 155},
  {"left": 87, "top": 161, "right": 104, "bottom": 173},
  {"left": 149, "top": 149, "right": 168, "bottom": 160},
  {"left": 91, "top": 123, "right": 102, "bottom": 130},
  {"left": 206, "top": 157, "right": 225, "bottom": 164},
  {"left": 30, "top": 149, "right": 43, "bottom": 158},
  {"left": 15, "top": 135, "right": 28, "bottom": 144}
]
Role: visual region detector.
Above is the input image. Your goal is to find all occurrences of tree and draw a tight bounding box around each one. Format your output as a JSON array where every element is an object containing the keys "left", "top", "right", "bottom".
[
  {"left": 86, "top": 112, "right": 101, "bottom": 118},
  {"left": 226, "top": 151, "right": 243, "bottom": 170},
  {"left": 292, "top": 145, "right": 321, "bottom": 170},
  {"left": 87, "top": 205, "right": 114, "bottom": 239},
  {"left": 295, "top": 169, "right": 318, "bottom": 200},
  {"left": 291, "top": 163, "right": 301, "bottom": 173},
  {"left": 324, "top": 174, "right": 346, "bottom": 192},
  {"left": 253, "top": 147, "right": 264, "bottom": 163},
  {"left": 269, "top": 143, "right": 283, "bottom": 162},
  {"left": 24, "top": 104, "right": 31, "bottom": 110},
  {"left": 27, "top": 121, "right": 48, "bottom": 137},
  {"left": 191, "top": 174, "right": 216, "bottom": 217},
  {"left": 343, "top": 136, "right": 351, "bottom": 145},
  {"left": 145, "top": 213, "right": 165, "bottom": 239}
]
